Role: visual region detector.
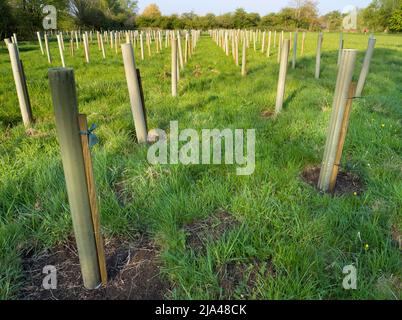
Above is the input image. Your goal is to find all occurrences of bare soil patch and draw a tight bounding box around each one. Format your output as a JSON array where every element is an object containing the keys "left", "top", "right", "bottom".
[
  {"left": 301, "top": 166, "right": 364, "bottom": 196},
  {"left": 113, "top": 180, "right": 134, "bottom": 207},
  {"left": 20, "top": 235, "right": 170, "bottom": 300},
  {"left": 217, "top": 259, "right": 275, "bottom": 299},
  {"left": 261, "top": 109, "right": 275, "bottom": 118},
  {"left": 193, "top": 65, "right": 202, "bottom": 77},
  {"left": 184, "top": 211, "right": 239, "bottom": 252}
]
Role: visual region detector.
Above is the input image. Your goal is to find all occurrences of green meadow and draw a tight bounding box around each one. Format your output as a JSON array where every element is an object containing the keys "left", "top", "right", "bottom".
[{"left": 0, "top": 32, "right": 401, "bottom": 299}]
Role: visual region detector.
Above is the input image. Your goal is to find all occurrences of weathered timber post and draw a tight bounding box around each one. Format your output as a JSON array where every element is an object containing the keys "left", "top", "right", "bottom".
[
  {"left": 338, "top": 33, "right": 344, "bottom": 66},
  {"left": 7, "top": 43, "right": 33, "bottom": 128},
  {"left": 48, "top": 68, "right": 101, "bottom": 289},
  {"left": 77, "top": 114, "right": 108, "bottom": 286},
  {"left": 275, "top": 39, "right": 290, "bottom": 115},
  {"left": 328, "top": 84, "right": 356, "bottom": 192},
  {"left": 121, "top": 44, "right": 148, "bottom": 143},
  {"left": 355, "top": 37, "right": 376, "bottom": 97},
  {"left": 267, "top": 31, "right": 272, "bottom": 58},
  {"left": 37, "top": 32, "right": 44, "bottom": 55},
  {"left": 292, "top": 32, "right": 298, "bottom": 69},
  {"left": 315, "top": 33, "right": 323, "bottom": 79},
  {"left": 171, "top": 35, "right": 178, "bottom": 97},
  {"left": 44, "top": 33, "right": 52, "bottom": 64},
  {"left": 57, "top": 34, "right": 66, "bottom": 67},
  {"left": 241, "top": 37, "right": 247, "bottom": 76},
  {"left": 318, "top": 49, "right": 358, "bottom": 192}
]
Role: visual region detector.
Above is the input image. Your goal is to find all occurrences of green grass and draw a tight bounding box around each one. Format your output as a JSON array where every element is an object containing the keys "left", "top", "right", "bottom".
[{"left": 0, "top": 32, "right": 401, "bottom": 300}]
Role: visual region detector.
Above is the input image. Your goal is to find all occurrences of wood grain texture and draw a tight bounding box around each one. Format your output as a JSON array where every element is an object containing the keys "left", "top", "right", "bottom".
[
  {"left": 78, "top": 114, "right": 108, "bottom": 286},
  {"left": 329, "top": 84, "right": 356, "bottom": 193}
]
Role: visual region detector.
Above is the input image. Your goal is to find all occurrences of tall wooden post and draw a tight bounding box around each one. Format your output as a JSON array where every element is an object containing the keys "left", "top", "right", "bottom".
[
  {"left": 171, "top": 35, "right": 178, "bottom": 97},
  {"left": 267, "top": 31, "right": 271, "bottom": 57},
  {"left": 57, "top": 34, "right": 66, "bottom": 67},
  {"left": 355, "top": 37, "right": 376, "bottom": 97},
  {"left": 100, "top": 33, "right": 106, "bottom": 59},
  {"left": 328, "top": 84, "right": 356, "bottom": 192},
  {"left": 44, "top": 33, "right": 52, "bottom": 64},
  {"left": 318, "top": 50, "right": 358, "bottom": 192},
  {"left": 7, "top": 43, "right": 33, "bottom": 128},
  {"left": 241, "top": 38, "right": 247, "bottom": 76},
  {"left": 315, "top": 33, "right": 323, "bottom": 79},
  {"left": 140, "top": 33, "right": 144, "bottom": 60},
  {"left": 83, "top": 32, "right": 90, "bottom": 63},
  {"left": 275, "top": 40, "right": 290, "bottom": 115},
  {"left": 338, "top": 33, "right": 344, "bottom": 66},
  {"left": 37, "top": 31, "right": 44, "bottom": 55},
  {"left": 121, "top": 44, "right": 148, "bottom": 143},
  {"left": 292, "top": 32, "right": 298, "bottom": 69},
  {"left": 78, "top": 114, "right": 108, "bottom": 286},
  {"left": 177, "top": 32, "right": 184, "bottom": 70},
  {"left": 48, "top": 68, "right": 101, "bottom": 290}
]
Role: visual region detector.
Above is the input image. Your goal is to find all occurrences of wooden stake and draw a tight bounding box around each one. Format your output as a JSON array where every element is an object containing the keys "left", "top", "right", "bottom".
[
  {"left": 140, "top": 33, "right": 144, "bottom": 60},
  {"left": 44, "top": 33, "right": 52, "bottom": 64},
  {"left": 356, "top": 37, "right": 376, "bottom": 97},
  {"left": 337, "top": 33, "right": 343, "bottom": 66},
  {"left": 329, "top": 84, "right": 356, "bottom": 193},
  {"left": 100, "top": 33, "right": 106, "bottom": 59},
  {"left": 318, "top": 49, "right": 358, "bottom": 192},
  {"left": 70, "top": 38, "right": 74, "bottom": 57},
  {"left": 121, "top": 44, "right": 148, "bottom": 143},
  {"left": 48, "top": 68, "right": 101, "bottom": 290},
  {"left": 57, "top": 34, "right": 66, "bottom": 67},
  {"left": 37, "top": 31, "right": 44, "bottom": 55},
  {"left": 275, "top": 39, "right": 290, "bottom": 115},
  {"left": 241, "top": 38, "right": 247, "bottom": 76},
  {"left": 292, "top": 32, "right": 298, "bottom": 69},
  {"left": 177, "top": 32, "right": 184, "bottom": 70},
  {"left": 171, "top": 36, "right": 178, "bottom": 97},
  {"left": 7, "top": 43, "right": 33, "bottom": 128},
  {"left": 315, "top": 33, "right": 323, "bottom": 79},
  {"left": 83, "top": 33, "right": 90, "bottom": 63},
  {"left": 267, "top": 31, "right": 271, "bottom": 57},
  {"left": 78, "top": 114, "right": 108, "bottom": 286}
]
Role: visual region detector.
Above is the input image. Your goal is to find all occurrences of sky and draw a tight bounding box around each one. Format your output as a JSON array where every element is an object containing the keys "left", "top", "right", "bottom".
[{"left": 136, "top": 0, "right": 372, "bottom": 16}]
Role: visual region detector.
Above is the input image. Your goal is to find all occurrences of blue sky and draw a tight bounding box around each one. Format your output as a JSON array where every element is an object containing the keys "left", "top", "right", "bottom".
[{"left": 136, "top": 0, "right": 372, "bottom": 15}]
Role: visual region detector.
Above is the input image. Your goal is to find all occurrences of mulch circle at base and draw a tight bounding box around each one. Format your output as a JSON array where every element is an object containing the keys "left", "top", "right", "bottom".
[
  {"left": 184, "top": 211, "right": 239, "bottom": 253},
  {"left": 261, "top": 109, "right": 275, "bottom": 119},
  {"left": 20, "top": 235, "right": 170, "bottom": 300},
  {"left": 301, "top": 166, "right": 364, "bottom": 196},
  {"left": 217, "top": 259, "right": 276, "bottom": 299}
]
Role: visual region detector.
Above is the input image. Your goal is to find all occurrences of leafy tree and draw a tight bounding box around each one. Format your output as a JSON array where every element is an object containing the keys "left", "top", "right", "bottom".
[
  {"left": 215, "top": 13, "right": 234, "bottom": 29},
  {"left": 323, "top": 10, "right": 343, "bottom": 31},
  {"left": 360, "top": 0, "right": 402, "bottom": 31},
  {"left": 260, "top": 13, "right": 281, "bottom": 28},
  {"left": 141, "top": 3, "right": 161, "bottom": 18},
  {"left": 0, "top": 0, "right": 16, "bottom": 39},
  {"left": 388, "top": 5, "right": 402, "bottom": 31},
  {"left": 278, "top": 7, "right": 297, "bottom": 29},
  {"left": 290, "top": 0, "right": 319, "bottom": 29}
]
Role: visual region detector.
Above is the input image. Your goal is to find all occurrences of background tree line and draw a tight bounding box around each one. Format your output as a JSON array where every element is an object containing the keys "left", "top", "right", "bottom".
[{"left": 1, "top": 0, "right": 401, "bottom": 40}]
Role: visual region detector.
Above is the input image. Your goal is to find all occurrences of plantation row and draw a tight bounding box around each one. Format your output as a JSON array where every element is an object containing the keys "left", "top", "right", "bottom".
[{"left": 2, "top": 28, "right": 399, "bottom": 300}]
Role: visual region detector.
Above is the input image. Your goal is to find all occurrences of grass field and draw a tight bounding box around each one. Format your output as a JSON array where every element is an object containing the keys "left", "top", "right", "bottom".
[{"left": 0, "top": 32, "right": 401, "bottom": 300}]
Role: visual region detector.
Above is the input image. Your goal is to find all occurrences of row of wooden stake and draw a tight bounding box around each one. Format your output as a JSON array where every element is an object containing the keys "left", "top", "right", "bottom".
[
  {"left": 3, "top": 30, "right": 376, "bottom": 288},
  {"left": 35, "top": 29, "right": 200, "bottom": 67}
]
